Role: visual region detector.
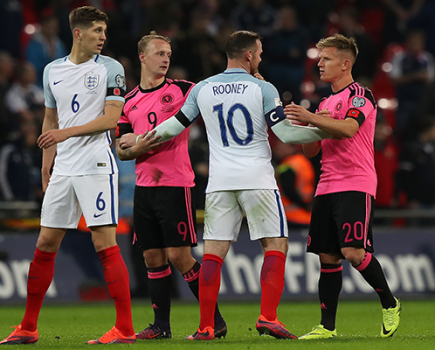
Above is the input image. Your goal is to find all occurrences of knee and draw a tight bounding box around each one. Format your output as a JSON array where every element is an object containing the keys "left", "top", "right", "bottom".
[
  {"left": 262, "top": 237, "right": 288, "bottom": 255},
  {"left": 36, "top": 236, "right": 60, "bottom": 252},
  {"left": 167, "top": 250, "right": 194, "bottom": 273},
  {"left": 341, "top": 248, "right": 365, "bottom": 267},
  {"left": 91, "top": 236, "right": 109, "bottom": 253},
  {"left": 143, "top": 250, "right": 167, "bottom": 268}
]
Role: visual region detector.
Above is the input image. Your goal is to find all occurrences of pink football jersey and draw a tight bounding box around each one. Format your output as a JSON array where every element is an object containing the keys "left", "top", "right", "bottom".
[
  {"left": 315, "top": 82, "right": 377, "bottom": 197},
  {"left": 118, "top": 79, "right": 195, "bottom": 187}
]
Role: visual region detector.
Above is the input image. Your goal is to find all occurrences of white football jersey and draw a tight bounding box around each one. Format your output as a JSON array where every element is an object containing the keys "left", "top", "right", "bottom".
[
  {"left": 43, "top": 55, "right": 126, "bottom": 176},
  {"left": 181, "top": 68, "right": 281, "bottom": 192}
]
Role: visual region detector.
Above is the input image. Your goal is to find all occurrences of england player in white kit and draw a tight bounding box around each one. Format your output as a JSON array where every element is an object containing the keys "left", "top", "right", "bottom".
[
  {"left": 141, "top": 31, "right": 331, "bottom": 340},
  {"left": 41, "top": 48, "right": 123, "bottom": 228},
  {"left": 0, "top": 6, "right": 135, "bottom": 346}
]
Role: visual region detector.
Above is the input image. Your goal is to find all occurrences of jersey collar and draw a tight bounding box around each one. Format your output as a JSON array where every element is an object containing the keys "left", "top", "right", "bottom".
[
  {"left": 139, "top": 78, "right": 167, "bottom": 93},
  {"left": 223, "top": 68, "right": 249, "bottom": 75}
]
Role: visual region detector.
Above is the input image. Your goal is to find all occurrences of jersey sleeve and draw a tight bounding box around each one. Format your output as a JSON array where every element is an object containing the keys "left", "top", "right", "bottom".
[
  {"left": 43, "top": 63, "right": 56, "bottom": 108},
  {"left": 105, "top": 58, "right": 126, "bottom": 103},
  {"left": 261, "top": 82, "right": 287, "bottom": 127},
  {"left": 116, "top": 110, "right": 133, "bottom": 138},
  {"left": 180, "top": 82, "right": 203, "bottom": 122},
  {"left": 345, "top": 88, "right": 376, "bottom": 126}
]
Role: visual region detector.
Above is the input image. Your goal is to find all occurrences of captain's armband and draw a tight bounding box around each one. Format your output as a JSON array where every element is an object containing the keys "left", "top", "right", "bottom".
[{"left": 265, "top": 106, "right": 286, "bottom": 127}]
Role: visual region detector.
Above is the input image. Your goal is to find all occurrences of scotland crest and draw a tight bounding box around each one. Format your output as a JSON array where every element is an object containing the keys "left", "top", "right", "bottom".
[{"left": 84, "top": 74, "right": 100, "bottom": 90}]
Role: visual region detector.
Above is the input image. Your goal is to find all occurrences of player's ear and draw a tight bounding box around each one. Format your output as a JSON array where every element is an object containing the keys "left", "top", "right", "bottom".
[
  {"left": 139, "top": 52, "right": 146, "bottom": 63},
  {"left": 73, "top": 28, "right": 82, "bottom": 40},
  {"left": 342, "top": 59, "right": 351, "bottom": 71},
  {"left": 246, "top": 50, "right": 252, "bottom": 62}
]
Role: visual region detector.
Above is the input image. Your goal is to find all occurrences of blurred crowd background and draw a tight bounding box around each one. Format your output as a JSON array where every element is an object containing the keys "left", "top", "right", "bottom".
[{"left": 1, "top": 0, "right": 435, "bottom": 228}]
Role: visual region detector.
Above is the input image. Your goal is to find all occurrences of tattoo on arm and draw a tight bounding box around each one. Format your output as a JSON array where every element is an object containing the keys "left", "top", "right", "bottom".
[
  {"left": 105, "top": 102, "right": 122, "bottom": 108},
  {"left": 117, "top": 146, "right": 135, "bottom": 160}
]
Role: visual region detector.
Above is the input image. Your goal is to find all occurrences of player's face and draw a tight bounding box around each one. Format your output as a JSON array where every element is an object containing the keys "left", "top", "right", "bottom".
[
  {"left": 317, "top": 47, "right": 345, "bottom": 83},
  {"left": 141, "top": 39, "right": 172, "bottom": 78},
  {"left": 81, "top": 21, "right": 107, "bottom": 55},
  {"left": 249, "top": 40, "right": 262, "bottom": 75}
]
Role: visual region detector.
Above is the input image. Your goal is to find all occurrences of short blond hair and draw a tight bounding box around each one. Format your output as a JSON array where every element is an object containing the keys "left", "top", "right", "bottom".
[
  {"left": 137, "top": 31, "right": 171, "bottom": 55},
  {"left": 316, "top": 33, "right": 358, "bottom": 64}
]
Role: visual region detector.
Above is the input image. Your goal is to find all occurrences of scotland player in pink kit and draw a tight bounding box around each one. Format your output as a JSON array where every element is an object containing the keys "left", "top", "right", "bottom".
[
  {"left": 285, "top": 34, "right": 401, "bottom": 339},
  {"left": 116, "top": 33, "right": 226, "bottom": 340}
]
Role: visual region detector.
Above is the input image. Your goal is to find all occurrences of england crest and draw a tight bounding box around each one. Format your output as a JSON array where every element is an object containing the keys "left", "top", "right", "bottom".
[{"left": 84, "top": 74, "right": 100, "bottom": 90}]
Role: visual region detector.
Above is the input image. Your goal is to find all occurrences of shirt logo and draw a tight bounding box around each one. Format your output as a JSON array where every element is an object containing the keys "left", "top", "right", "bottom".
[
  {"left": 53, "top": 80, "right": 63, "bottom": 85},
  {"left": 352, "top": 96, "right": 366, "bottom": 108},
  {"left": 160, "top": 93, "right": 174, "bottom": 105},
  {"left": 130, "top": 105, "right": 138, "bottom": 111},
  {"left": 84, "top": 73, "right": 100, "bottom": 90},
  {"left": 335, "top": 101, "right": 343, "bottom": 112},
  {"left": 94, "top": 213, "right": 106, "bottom": 218}
]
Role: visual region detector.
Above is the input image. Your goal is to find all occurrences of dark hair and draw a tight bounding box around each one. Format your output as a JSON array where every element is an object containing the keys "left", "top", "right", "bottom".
[
  {"left": 69, "top": 6, "right": 108, "bottom": 31},
  {"left": 316, "top": 33, "right": 358, "bottom": 63},
  {"left": 226, "top": 31, "right": 261, "bottom": 60},
  {"left": 137, "top": 31, "right": 171, "bottom": 55}
]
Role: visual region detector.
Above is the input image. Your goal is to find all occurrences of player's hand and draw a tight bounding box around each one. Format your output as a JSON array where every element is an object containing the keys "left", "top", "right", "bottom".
[
  {"left": 135, "top": 130, "right": 164, "bottom": 154},
  {"left": 254, "top": 72, "right": 265, "bottom": 81},
  {"left": 37, "top": 129, "right": 69, "bottom": 149},
  {"left": 285, "top": 102, "right": 314, "bottom": 125},
  {"left": 316, "top": 109, "right": 332, "bottom": 118},
  {"left": 119, "top": 133, "right": 137, "bottom": 149}
]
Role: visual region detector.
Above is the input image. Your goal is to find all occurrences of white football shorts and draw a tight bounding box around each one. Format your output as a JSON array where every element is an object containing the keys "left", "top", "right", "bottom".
[
  {"left": 40, "top": 174, "right": 118, "bottom": 229},
  {"left": 203, "top": 189, "right": 288, "bottom": 241}
]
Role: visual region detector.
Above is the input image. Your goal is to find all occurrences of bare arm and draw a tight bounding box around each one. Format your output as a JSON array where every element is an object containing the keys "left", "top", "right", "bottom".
[
  {"left": 116, "top": 130, "right": 163, "bottom": 161},
  {"left": 38, "top": 100, "right": 124, "bottom": 149},
  {"left": 40, "top": 107, "right": 58, "bottom": 191},
  {"left": 285, "top": 102, "right": 359, "bottom": 139}
]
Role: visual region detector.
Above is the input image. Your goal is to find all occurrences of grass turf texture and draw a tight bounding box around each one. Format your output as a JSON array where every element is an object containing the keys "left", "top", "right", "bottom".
[{"left": 0, "top": 300, "right": 434, "bottom": 349}]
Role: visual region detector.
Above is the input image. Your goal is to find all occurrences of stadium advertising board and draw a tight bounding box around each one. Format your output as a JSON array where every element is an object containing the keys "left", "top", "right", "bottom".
[
  {"left": 180, "top": 229, "right": 435, "bottom": 300},
  {"left": 0, "top": 229, "right": 434, "bottom": 302}
]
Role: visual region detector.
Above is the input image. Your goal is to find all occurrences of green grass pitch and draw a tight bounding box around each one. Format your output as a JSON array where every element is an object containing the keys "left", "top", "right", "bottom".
[{"left": 0, "top": 300, "right": 434, "bottom": 349}]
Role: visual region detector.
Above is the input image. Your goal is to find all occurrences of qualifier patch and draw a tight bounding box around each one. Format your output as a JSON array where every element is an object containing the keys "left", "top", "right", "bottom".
[
  {"left": 115, "top": 74, "right": 126, "bottom": 88},
  {"left": 352, "top": 96, "right": 366, "bottom": 108}
]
